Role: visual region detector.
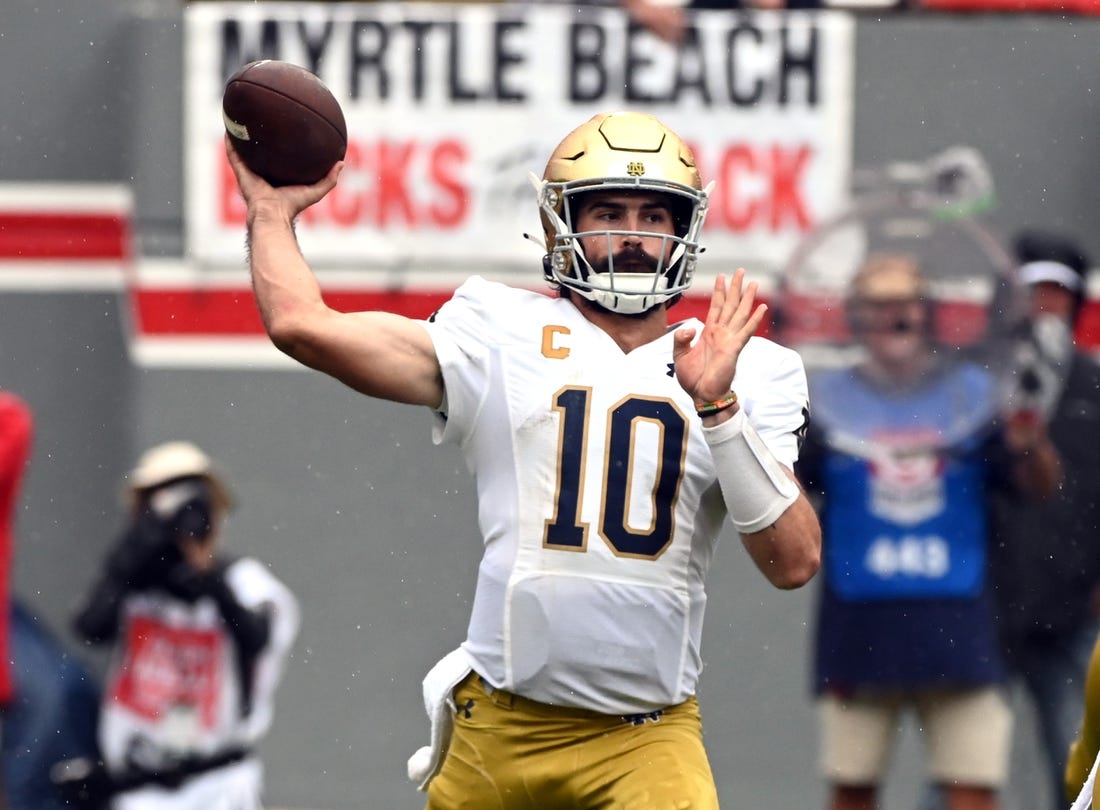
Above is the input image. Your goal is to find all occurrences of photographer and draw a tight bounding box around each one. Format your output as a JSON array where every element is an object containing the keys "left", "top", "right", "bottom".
[
  {"left": 69, "top": 441, "right": 299, "bottom": 810},
  {"left": 992, "top": 231, "right": 1100, "bottom": 809}
]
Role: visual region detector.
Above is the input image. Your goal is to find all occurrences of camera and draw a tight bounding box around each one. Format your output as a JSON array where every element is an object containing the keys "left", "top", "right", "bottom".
[{"left": 149, "top": 479, "right": 215, "bottom": 542}]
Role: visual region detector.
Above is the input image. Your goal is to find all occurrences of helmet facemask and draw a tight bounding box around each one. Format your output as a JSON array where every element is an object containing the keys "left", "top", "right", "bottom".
[{"left": 535, "top": 112, "right": 712, "bottom": 315}]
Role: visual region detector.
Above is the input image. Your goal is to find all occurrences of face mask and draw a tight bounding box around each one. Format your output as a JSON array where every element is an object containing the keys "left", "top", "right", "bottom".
[{"left": 1031, "top": 313, "right": 1074, "bottom": 366}]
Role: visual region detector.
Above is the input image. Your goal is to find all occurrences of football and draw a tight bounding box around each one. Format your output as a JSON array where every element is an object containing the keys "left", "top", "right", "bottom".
[{"left": 222, "top": 60, "right": 347, "bottom": 187}]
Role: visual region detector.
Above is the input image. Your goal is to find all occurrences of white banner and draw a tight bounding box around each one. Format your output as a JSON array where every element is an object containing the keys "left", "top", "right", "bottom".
[{"left": 185, "top": 2, "right": 854, "bottom": 279}]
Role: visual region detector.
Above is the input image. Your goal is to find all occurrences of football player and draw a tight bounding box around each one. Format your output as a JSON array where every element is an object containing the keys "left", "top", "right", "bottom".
[{"left": 226, "top": 110, "right": 821, "bottom": 809}]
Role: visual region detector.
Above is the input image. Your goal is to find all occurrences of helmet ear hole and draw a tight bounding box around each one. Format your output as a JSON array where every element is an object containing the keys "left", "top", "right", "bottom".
[{"left": 541, "top": 253, "right": 555, "bottom": 284}]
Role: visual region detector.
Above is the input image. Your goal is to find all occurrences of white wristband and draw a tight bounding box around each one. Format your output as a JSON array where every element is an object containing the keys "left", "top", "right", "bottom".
[{"left": 704, "top": 407, "right": 799, "bottom": 534}]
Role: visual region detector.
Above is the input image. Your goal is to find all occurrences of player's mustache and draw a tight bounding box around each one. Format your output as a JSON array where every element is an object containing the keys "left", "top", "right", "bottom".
[{"left": 592, "top": 248, "right": 660, "bottom": 274}]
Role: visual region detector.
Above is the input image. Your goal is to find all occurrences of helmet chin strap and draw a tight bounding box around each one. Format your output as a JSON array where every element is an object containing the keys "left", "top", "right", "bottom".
[
  {"left": 565, "top": 239, "right": 679, "bottom": 315},
  {"left": 576, "top": 283, "right": 665, "bottom": 316}
]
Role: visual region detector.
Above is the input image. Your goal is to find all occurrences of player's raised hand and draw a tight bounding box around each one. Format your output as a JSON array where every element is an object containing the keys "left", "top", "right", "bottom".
[
  {"left": 672, "top": 269, "right": 767, "bottom": 405},
  {"left": 225, "top": 135, "right": 342, "bottom": 222}
]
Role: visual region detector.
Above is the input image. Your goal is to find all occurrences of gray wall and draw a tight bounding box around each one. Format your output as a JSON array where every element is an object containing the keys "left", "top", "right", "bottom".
[
  {"left": 853, "top": 16, "right": 1100, "bottom": 253},
  {"left": 1, "top": 3, "right": 1094, "bottom": 808}
]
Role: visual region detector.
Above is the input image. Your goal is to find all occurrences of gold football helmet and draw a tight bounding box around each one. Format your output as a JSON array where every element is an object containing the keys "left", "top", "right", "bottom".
[{"left": 533, "top": 111, "right": 712, "bottom": 315}]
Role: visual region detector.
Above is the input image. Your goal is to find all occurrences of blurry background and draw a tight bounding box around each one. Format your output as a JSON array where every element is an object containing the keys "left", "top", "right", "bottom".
[{"left": 2, "top": 1, "right": 1099, "bottom": 808}]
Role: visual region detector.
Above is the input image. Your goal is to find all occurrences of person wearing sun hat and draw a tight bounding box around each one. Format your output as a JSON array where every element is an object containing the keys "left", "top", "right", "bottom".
[
  {"left": 984, "top": 230, "right": 1100, "bottom": 809},
  {"left": 125, "top": 440, "right": 235, "bottom": 514},
  {"left": 67, "top": 440, "right": 299, "bottom": 810}
]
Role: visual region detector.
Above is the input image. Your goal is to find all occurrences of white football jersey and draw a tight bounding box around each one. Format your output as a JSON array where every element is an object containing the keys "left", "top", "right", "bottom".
[
  {"left": 423, "top": 277, "right": 807, "bottom": 714},
  {"left": 98, "top": 557, "right": 300, "bottom": 779}
]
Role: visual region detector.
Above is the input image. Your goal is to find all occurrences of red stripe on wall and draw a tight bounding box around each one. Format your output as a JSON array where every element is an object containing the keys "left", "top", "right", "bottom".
[
  {"left": 131, "top": 286, "right": 722, "bottom": 337},
  {"left": 921, "top": 0, "right": 1100, "bottom": 11},
  {"left": 133, "top": 289, "right": 263, "bottom": 335},
  {"left": 0, "top": 213, "right": 130, "bottom": 260},
  {"left": 108, "top": 283, "right": 1100, "bottom": 352},
  {"left": 133, "top": 288, "right": 455, "bottom": 336}
]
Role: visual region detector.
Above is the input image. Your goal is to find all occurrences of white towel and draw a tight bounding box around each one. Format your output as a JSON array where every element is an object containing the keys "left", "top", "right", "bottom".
[{"left": 406, "top": 647, "right": 473, "bottom": 791}]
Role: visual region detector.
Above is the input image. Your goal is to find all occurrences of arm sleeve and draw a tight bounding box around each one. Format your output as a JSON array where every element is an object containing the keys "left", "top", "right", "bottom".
[
  {"left": 420, "top": 277, "right": 499, "bottom": 446},
  {"left": 704, "top": 340, "right": 808, "bottom": 535},
  {"left": 204, "top": 562, "right": 272, "bottom": 660},
  {"left": 72, "top": 574, "right": 128, "bottom": 645},
  {"left": 72, "top": 510, "right": 177, "bottom": 644},
  {"left": 203, "top": 561, "right": 275, "bottom": 719},
  {"left": 223, "top": 558, "right": 300, "bottom": 739}
]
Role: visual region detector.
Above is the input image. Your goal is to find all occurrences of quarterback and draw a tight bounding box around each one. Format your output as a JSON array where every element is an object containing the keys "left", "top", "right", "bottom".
[{"left": 227, "top": 110, "right": 821, "bottom": 809}]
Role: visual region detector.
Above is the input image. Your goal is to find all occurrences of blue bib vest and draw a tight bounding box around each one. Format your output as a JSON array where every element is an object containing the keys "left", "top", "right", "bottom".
[{"left": 812, "top": 362, "right": 997, "bottom": 601}]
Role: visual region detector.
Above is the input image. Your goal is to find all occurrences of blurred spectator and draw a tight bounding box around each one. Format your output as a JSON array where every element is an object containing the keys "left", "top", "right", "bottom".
[
  {"left": 514, "top": 0, "right": 839, "bottom": 45},
  {"left": 691, "top": 0, "right": 823, "bottom": 10},
  {"left": 3, "top": 601, "right": 99, "bottom": 810},
  {"left": 0, "top": 393, "right": 34, "bottom": 809},
  {"left": 0, "top": 392, "right": 100, "bottom": 810},
  {"left": 798, "top": 254, "right": 1060, "bottom": 810},
  {"left": 622, "top": 0, "right": 689, "bottom": 44},
  {"left": 517, "top": 0, "right": 690, "bottom": 45},
  {"left": 68, "top": 441, "right": 299, "bottom": 810},
  {"left": 991, "top": 229, "right": 1100, "bottom": 810}
]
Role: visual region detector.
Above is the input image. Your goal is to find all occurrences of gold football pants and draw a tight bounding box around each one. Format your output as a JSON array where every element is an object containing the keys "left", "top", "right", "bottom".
[{"left": 425, "top": 672, "right": 719, "bottom": 810}]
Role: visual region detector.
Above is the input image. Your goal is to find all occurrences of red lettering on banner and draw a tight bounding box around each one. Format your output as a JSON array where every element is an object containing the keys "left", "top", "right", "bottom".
[
  {"left": 375, "top": 140, "right": 417, "bottom": 226},
  {"left": 770, "top": 146, "right": 812, "bottom": 230},
  {"left": 219, "top": 159, "right": 247, "bottom": 225},
  {"left": 326, "top": 141, "right": 365, "bottom": 225},
  {"left": 694, "top": 143, "right": 813, "bottom": 233},
  {"left": 714, "top": 145, "right": 760, "bottom": 231},
  {"left": 218, "top": 138, "right": 470, "bottom": 230},
  {"left": 110, "top": 615, "right": 223, "bottom": 727},
  {"left": 430, "top": 140, "right": 468, "bottom": 227}
]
